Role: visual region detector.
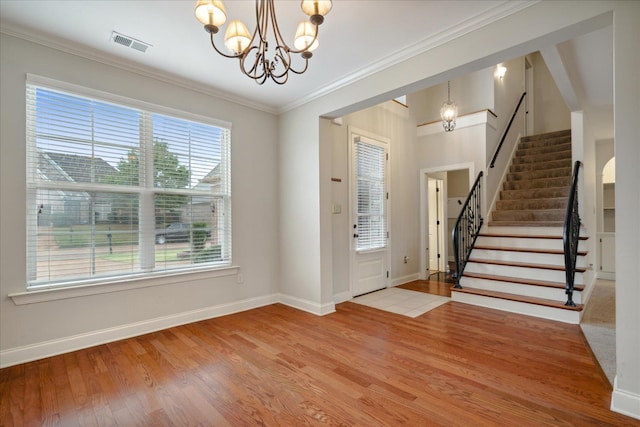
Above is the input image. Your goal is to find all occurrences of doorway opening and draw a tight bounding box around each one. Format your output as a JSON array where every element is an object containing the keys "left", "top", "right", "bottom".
[{"left": 419, "top": 163, "right": 473, "bottom": 281}]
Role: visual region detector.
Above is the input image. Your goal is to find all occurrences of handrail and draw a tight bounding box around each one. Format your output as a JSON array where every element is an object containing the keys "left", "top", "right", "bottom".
[
  {"left": 563, "top": 160, "right": 582, "bottom": 307},
  {"left": 452, "top": 171, "right": 484, "bottom": 289},
  {"left": 489, "top": 92, "right": 527, "bottom": 168}
]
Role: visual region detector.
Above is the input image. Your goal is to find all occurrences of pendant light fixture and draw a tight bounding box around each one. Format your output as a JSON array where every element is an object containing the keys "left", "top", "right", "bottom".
[
  {"left": 440, "top": 81, "right": 458, "bottom": 132},
  {"left": 195, "top": 0, "right": 332, "bottom": 85}
]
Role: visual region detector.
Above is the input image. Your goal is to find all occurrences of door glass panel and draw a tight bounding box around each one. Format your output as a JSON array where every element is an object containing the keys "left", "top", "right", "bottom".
[{"left": 355, "top": 140, "right": 386, "bottom": 251}]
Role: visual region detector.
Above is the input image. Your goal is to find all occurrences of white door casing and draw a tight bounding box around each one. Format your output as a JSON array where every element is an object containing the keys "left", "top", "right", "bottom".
[
  {"left": 349, "top": 127, "right": 390, "bottom": 297},
  {"left": 427, "top": 177, "right": 445, "bottom": 273},
  {"left": 419, "top": 164, "right": 474, "bottom": 280}
]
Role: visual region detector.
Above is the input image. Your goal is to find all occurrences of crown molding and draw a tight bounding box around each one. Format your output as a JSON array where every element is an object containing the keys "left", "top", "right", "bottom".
[
  {"left": 280, "top": 0, "right": 540, "bottom": 114},
  {"left": 0, "top": 24, "right": 279, "bottom": 116},
  {"left": 2, "top": 0, "right": 537, "bottom": 117}
]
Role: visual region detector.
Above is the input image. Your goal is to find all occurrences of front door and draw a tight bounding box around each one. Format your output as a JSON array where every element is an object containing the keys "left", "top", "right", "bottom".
[{"left": 350, "top": 131, "right": 389, "bottom": 297}]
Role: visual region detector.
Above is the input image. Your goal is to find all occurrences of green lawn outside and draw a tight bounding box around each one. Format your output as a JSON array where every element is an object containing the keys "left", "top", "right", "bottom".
[
  {"left": 52, "top": 224, "right": 138, "bottom": 248},
  {"left": 101, "top": 248, "right": 185, "bottom": 263}
]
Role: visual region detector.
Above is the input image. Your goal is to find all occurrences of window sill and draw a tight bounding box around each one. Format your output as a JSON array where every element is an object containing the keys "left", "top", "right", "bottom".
[{"left": 9, "top": 265, "right": 240, "bottom": 306}]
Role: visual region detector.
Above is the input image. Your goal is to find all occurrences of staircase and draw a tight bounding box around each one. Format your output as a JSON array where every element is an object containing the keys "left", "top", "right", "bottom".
[{"left": 451, "top": 130, "right": 589, "bottom": 324}]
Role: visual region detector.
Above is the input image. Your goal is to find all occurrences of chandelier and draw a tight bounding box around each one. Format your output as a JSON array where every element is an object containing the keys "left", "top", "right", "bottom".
[
  {"left": 440, "top": 81, "right": 458, "bottom": 132},
  {"left": 195, "top": 0, "right": 332, "bottom": 85}
]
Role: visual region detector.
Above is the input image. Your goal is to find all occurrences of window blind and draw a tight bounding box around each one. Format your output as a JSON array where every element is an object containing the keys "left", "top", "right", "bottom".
[
  {"left": 26, "top": 83, "right": 231, "bottom": 288},
  {"left": 354, "top": 140, "right": 387, "bottom": 251}
]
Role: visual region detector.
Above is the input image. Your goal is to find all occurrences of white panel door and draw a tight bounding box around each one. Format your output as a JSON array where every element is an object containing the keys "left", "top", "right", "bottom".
[{"left": 350, "top": 133, "right": 389, "bottom": 297}]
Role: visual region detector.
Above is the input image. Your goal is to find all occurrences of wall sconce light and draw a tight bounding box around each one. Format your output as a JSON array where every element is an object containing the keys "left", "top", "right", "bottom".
[{"left": 496, "top": 65, "right": 507, "bottom": 79}]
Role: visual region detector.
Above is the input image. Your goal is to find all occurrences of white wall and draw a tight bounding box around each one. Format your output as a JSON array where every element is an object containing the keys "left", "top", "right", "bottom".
[
  {"left": 611, "top": 2, "right": 640, "bottom": 417},
  {"left": 530, "top": 51, "right": 571, "bottom": 133},
  {"left": 595, "top": 139, "right": 615, "bottom": 277},
  {"left": 278, "top": 2, "right": 640, "bottom": 419},
  {"left": 0, "top": 34, "right": 280, "bottom": 364},
  {"left": 329, "top": 101, "right": 419, "bottom": 299},
  {"left": 409, "top": 68, "right": 494, "bottom": 125},
  {"left": 489, "top": 56, "right": 526, "bottom": 162},
  {"left": 485, "top": 56, "right": 527, "bottom": 216}
]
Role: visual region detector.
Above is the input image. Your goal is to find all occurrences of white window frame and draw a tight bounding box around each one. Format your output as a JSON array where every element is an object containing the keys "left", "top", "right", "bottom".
[{"left": 25, "top": 75, "right": 233, "bottom": 291}]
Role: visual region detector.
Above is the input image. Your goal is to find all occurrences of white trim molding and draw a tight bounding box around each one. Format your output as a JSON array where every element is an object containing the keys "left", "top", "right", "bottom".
[
  {"left": 611, "top": 377, "right": 640, "bottom": 420},
  {"left": 333, "top": 290, "right": 353, "bottom": 304},
  {"left": 0, "top": 292, "right": 278, "bottom": 368},
  {"left": 391, "top": 273, "right": 421, "bottom": 287},
  {"left": 9, "top": 266, "right": 240, "bottom": 305},
  {"left": 1, "top": 290, "right": 341, "bottom": 368},
  {"left": 278, "top": 293, "right": 336, "bottom": 316},
  {"left": 419, "top": 163, "right": 475, "bottom": 281},
  {"left": 417, "top": 110, "right": 497, "bottom": 137}
]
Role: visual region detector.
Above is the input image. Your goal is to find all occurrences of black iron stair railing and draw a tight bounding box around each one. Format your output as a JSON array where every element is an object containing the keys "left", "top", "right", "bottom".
[
  {"left": 563, "top": 160, "right": 582, "bottom": 307},
  {"left": 489, "top": 92, "right": 527, "bottom": 169},
  {"left": 452, "top": 171, "right": 483, "bottom": 289}
]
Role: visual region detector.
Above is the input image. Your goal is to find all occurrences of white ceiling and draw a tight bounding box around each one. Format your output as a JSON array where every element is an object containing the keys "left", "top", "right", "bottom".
[
  {"left": 0, "top": 0, "right": 612, "bottom": 119},
  {"left": 1, "top": 0, "right": 535, "bottom": 113}
]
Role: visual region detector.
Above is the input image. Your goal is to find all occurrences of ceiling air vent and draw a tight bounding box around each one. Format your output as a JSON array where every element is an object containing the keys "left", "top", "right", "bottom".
[{"left": 110, "top": 31, "right": 152, "bottom": 53}]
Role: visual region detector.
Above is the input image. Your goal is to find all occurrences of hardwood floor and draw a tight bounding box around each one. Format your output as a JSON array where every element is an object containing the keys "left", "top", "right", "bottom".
[
  {"left": 398, "top": 272, "right": 454, "bottom": 297},
  {"left": 1, "top": 302, "right": 636, "bottom": 426}
]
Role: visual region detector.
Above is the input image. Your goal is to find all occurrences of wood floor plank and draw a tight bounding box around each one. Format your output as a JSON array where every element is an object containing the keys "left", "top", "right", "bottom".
[{"left": 1, "top": 301, "right": 637, "bottom": 426}]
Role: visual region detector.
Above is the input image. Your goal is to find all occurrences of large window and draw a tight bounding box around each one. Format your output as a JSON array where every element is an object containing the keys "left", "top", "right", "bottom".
[{"left": 26, "top": 79, "right": 231, "bottom": 288}]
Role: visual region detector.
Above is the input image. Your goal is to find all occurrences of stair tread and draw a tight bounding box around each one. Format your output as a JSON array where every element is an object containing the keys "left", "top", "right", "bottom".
[
  {"left": 462, "top": 271, "right": 585, "bottom": 291},
  {"left": 497, "top": 197, "right": 569, "bottom": 202},
  {"left": 500, "top": 186, "right": 571, "bottom": 193},
  {"left": 473, "top": 245, "right": 588, "bottom": 256},
  {"left": 479, "top": 233, "right": 588, "bottom": 240},
  {"left": 451, "top": 287, "right": 583, "bottom": 311},
  {"left": 506, "top": 175, "right": 571, "bottom": 182},
  {"left": 495, "top": 198, "right": 568, "bottom": 210},
  {"left": 508, "top": 167, "right": 571, "bottom": 175},
  {"left": 494, "top": 208, "right": 566, "bottom": 213},
  {"left": 468, "top": 257, "right": 587, "bottom": 272},
  {"left": 520, "top": 129, "right": 571, "bottom": 141},
  {"left": 488, "top": 220, "right": 566, "bottom": 227},
  {"left": 514, "top": 149, "right": 572, "bottom": 159},
  {"left": 516, "top": 144, "right": 572, "bottom": 155}
]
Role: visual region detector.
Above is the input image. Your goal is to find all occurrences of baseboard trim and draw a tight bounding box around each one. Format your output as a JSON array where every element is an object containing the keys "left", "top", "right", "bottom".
[
  {"left": 278, "top": 293, "right": 336, "bottom": 316},
  {"left": 0, "top": 294, "right": 279, "bottom": 368},
  {"left": 391, "top": 273, "right": 420, "bottom": 287},
  {"left": 333, "top": 290, "right": 352, "bottom": 304},
  {"left": 579, "top": 274, "right": 598, "bottom": 321},
  {"left": 597, "top": 271, "right": 616, "bottom": 280},
  {"left": 611, "top": 377, "right": 640, "bottom": 420}
]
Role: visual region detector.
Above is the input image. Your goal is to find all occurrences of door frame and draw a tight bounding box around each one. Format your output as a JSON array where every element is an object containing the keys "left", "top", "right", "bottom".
[
  {"left": 427, "top": 176, "right": 446, "bottom": 273},
  {"left": 348, "top": 126, "right": 391, "bottom": 297},
  {"left": 419, "top": 163, "right": 474, "bottom": 280}
]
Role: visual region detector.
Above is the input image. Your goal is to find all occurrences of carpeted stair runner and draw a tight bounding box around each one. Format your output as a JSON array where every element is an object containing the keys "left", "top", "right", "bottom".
[
  {"left": 489, "top": 129, "right": 572, "bottom": 226},
  {"left": 452, "top": 129, "right": 587, "bottom": 324}
]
